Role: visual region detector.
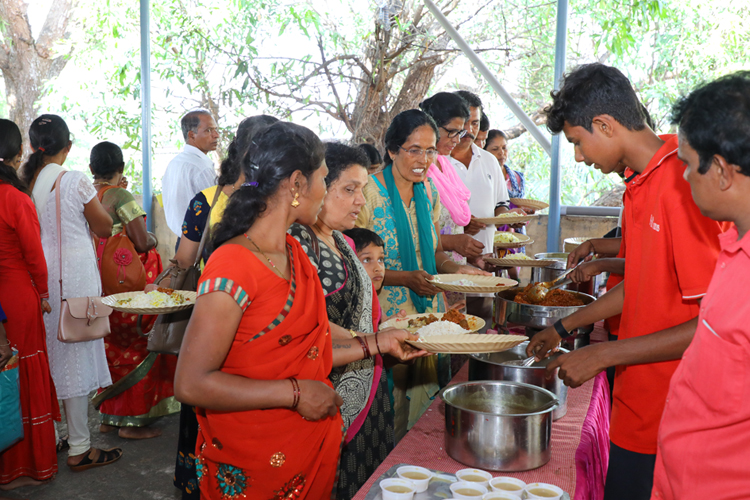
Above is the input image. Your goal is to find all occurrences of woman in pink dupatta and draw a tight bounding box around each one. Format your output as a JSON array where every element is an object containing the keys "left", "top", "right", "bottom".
[{"left": 420, "top": 93, "right": 483, "bottom": 306}]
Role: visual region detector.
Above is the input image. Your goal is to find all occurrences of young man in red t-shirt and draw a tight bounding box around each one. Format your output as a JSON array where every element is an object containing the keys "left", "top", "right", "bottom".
[
  {"left": 526, "top": 63, "right": 726, "bottom": 500},
  {"left": 651, "top": 72, "right": 750, "bottom": 500}
]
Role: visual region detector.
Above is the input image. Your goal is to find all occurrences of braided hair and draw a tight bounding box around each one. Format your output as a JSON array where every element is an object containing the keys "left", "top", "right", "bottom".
[
  {"left": 20, "top": 114, "right": 70, "bottom": 187},
  {"left": 210, "top": 121, "right": 325, "bottom": 250}
]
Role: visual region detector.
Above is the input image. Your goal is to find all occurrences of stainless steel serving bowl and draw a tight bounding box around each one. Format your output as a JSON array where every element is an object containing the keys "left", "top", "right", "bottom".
[
  {"left": 441, "top": 381, "right": 558, "bottom": 471},
  {"left": 468, "top": 341, "right": 569, "bottom": 420},
  {"left": 494, "top": 287, "right": 596, "bottom": 331}
]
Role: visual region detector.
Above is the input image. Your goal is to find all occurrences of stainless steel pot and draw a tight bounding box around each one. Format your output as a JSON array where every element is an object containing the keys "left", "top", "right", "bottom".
[
  {"left": 468, "top": 341, "right": 569, "bottom": 420},
  {"left": 532, "top": 252, "right": 599, "bottom": 296},
  {"left": 494, "top": 287, "right": 596, "bottom": 331},
  {"left": 441, "top": 381, "right": 558, "bottom": 471}
]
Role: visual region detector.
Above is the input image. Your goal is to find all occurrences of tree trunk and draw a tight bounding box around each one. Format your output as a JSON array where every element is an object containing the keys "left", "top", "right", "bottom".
[{"left": 0, "top": 0, "right": 74, "bottom": 143}]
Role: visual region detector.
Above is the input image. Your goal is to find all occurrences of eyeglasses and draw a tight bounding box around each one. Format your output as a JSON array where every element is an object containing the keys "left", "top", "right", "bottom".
[
  {"left": 399, "top": 146, "right": 438, "bottom": 159},
  {"left": 440, "top": 126, "right": 468, "bottom": 139}
]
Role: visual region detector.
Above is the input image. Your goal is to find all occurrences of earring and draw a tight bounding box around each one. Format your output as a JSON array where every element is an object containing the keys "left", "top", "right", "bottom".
[{"left": 291, "top": 192, "right": 300, "bottom": 208}]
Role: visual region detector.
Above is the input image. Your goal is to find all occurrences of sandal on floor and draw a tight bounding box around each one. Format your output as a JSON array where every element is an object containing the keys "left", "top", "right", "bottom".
[
  {"left": 56, "top": 437, "right": 69, "bottom": 453},
  {"left": 68, "top": 447, "right": 123, "bottom": 472}
]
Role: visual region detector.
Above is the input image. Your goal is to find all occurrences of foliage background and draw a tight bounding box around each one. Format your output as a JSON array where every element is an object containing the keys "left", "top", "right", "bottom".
[{"left": 3, "top": 0, "right": 748, "bottom": 205}]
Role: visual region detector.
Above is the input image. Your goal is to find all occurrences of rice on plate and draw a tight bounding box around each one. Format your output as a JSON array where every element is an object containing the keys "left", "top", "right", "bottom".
[
  {"left": 117, "top": 290, "right": 189, "bottom": 308},
  {"left": 416, "top": 321, "right": 470, "bottom": 338}
]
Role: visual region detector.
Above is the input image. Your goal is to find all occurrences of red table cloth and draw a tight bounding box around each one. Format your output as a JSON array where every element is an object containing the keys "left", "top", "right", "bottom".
[{"left": 353, "top": 358, "right": 611, "bottom": 499}]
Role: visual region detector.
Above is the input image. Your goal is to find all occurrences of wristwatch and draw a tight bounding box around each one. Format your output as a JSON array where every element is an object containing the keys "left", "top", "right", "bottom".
[{"left": 553, "top": 319, "right": 575, "bottom": 340}]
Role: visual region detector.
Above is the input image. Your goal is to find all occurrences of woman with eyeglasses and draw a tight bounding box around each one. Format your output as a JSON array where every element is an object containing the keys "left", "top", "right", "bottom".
[
  {"left": 419, "top": 93, "right": 486, "bottom": 309},
  {"left": 355, "top": 109, "right": 488, "bottom": 441}
]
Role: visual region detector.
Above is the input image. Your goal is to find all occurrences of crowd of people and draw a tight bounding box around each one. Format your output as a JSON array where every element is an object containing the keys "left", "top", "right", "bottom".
[{"left": 0, "top": 65, "right": 748, "bottom": 500}]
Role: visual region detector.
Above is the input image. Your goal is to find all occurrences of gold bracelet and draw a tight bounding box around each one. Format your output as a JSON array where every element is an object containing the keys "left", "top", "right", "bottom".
[{"left": 349, "top": 329, "right": 358, "bottom": 338}]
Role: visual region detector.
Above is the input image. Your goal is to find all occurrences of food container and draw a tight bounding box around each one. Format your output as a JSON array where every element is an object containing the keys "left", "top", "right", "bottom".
[
  {"left": 532, "top": 252, "right": 602, "bottom": 297},
  {"left": 483, "top": 492, "right": 522, "bottom": 500},
  {"left": 441, "top": 381, "right": 558, "bottom": 471},
  {"left": 494, "top": 288, "right": 595, "bottom": 331},
  {"left": 468, "top": 341, "right": 569, "bottom": 420}
]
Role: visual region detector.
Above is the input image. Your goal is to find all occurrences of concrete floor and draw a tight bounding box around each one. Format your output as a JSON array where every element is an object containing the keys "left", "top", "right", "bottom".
[{"left": 4, "top": 400, "right": 182, "bottom": 500}]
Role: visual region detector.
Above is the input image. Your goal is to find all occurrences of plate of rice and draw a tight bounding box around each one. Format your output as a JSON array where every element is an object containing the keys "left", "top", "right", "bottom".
[
  {"left": 380, "top": 311, "right": 485, "bottom": 333},
  {"left": 406, "top": 333, "right": 528, "bottom": 354},
  {"left": 493, "top": 231, "right": 533, "bottom": 249},
  {"left": 102, "top": 288, "right": 197, "bottom": 314}
]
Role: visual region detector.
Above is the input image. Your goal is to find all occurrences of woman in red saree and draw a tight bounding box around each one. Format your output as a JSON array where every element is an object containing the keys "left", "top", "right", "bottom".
[
  {"left": 87, "top": 142, "right": 178, "bottom": 439},
  {"left": 175, "top": 122, "right": 426, "bottom": 499},
  {"left": 0, "top": 119, "right": 59, "bottom": 492}
]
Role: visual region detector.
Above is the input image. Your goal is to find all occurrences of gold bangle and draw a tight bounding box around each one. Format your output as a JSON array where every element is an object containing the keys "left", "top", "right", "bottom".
[{"left": 349, "top": 329, "right": 358, "bottom": 338}]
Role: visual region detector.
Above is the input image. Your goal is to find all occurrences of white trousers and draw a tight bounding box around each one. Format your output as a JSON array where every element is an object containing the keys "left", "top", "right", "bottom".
[{"left": 54, "top": 395, "right": 90, "bottom": 457}]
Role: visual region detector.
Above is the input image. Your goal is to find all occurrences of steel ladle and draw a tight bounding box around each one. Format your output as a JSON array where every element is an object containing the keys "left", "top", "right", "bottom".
[{"left": 525, "top": 266, "right": 577, "bottom": 303}]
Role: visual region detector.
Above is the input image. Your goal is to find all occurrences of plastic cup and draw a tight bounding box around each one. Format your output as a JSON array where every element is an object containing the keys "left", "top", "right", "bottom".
[
  {"left": 450, "top": 480, "right": 489, "bottom": 499},
  {"left": 379, "top": 478, "right": 416, "bottom": 500},
  {"left": 489, "top": 476, "right": 526, "bottom": 497},
  {"left": 396, "top": 465, "right": 433, "bottom": 493},
  {"left": 484, "top": 492, "right": 523, "bottom": 500},
  {"left": 455, "top": 468, "right": 493, "bottom": 488},
  {"left": 524, "top": 482, "right": 564, "bottom": 500}
]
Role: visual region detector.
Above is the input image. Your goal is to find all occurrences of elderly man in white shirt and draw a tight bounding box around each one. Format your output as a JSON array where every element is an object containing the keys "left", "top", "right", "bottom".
[{"left": 162, "top": 108, "right": 219, "bottom": 241}]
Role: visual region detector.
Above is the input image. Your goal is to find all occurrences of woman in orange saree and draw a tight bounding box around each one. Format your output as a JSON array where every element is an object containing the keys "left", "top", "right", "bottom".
[{"left": 174, "top": 121, "right": 426, "bottom": 499}]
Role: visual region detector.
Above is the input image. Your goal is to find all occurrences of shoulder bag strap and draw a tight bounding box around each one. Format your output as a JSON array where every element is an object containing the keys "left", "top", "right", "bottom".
[
  {"left": 54, "top": 172, "right": 66, "bottom": 299},
  {"left": 193, "top": 186, "right": 223, "bottom": 267},
  {"left": 302, "top": 224, "right": 320, "bottom": 261}
]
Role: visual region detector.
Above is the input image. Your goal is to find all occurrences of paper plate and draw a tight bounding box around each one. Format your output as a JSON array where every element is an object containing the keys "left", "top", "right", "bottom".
[
  {"left": 474, "top": 214, "right": 536, "bottom": 225},
  {"left": 510, "top": 198, "right": 550, "bottom": 211},
  {"left": 406, "top": 334, "right": 527, "bottom": 354},
  {"left": 101, "top": 291, "right": 197, "bottom": 315},
  {"left": 493, "top": 232, "right": 533, "bottom": 249},
  {"left": 428, "top": 274, "right": 517, "bottom": 293},
  {"left": 380, "top": 312, "right": 485, "bottom": 333},
  {"left": 485, "top": 257, "right": 557, "bottom": 268}
]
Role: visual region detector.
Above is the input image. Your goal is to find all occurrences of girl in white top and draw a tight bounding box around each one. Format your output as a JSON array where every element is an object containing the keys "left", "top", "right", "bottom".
[{"left": 22, "top": 114, "right": 121, "bottom": 472}]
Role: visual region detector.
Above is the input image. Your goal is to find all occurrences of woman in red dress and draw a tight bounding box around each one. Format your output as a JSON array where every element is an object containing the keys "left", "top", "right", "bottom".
[
  {"left": 0, "top": 119, "right": 60, "bottom": 492},
  {"left": 174, "top": 121, "right": 426, "bottom": 499}
]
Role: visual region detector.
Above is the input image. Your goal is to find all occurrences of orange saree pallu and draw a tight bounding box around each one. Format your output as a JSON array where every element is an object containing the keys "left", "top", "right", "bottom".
[{"left": 194, "top": 237, "right": 344, "bottom": 500}]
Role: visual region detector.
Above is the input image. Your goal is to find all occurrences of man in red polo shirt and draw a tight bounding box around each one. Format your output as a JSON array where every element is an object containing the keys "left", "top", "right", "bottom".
[
  {"left": 526, "top": 63, "right": 726, "bottom": 500},
  {"left": 651, "top": 72, "right": 750, "bottom": 500}
]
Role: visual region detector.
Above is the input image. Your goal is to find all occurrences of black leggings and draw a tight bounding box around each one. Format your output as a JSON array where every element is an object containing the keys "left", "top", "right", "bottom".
[{"left": 603, "top": 442, "right": 656, "bottom": 500}]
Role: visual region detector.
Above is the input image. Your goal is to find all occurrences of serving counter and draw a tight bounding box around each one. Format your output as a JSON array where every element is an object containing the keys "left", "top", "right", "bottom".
[{"left": 353, "top": 325, "right": 612, "bottom": 500}]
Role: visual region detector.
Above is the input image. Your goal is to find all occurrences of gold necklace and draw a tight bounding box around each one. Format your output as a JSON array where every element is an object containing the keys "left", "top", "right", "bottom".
[
  {"left": 93, "top": 181, "right": 113, "bottom": 186},
  {"left": 244, "top": 233, "right": 288, "bottom": 280}
]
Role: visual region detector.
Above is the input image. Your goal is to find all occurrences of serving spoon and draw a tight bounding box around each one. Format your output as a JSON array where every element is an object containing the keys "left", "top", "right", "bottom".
[{"left": 524, "top": 267, "right": 577, "bottom": 303}]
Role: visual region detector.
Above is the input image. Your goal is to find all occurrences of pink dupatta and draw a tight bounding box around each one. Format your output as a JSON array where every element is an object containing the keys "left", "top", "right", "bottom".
[{"left": 426, "top": 155, "right": 472, "bottom": 226}]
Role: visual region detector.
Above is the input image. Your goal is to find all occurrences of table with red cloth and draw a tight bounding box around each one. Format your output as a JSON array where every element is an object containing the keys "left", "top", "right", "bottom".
[{"left": 353, "top": 329, "right": 612, "bottom": 500}]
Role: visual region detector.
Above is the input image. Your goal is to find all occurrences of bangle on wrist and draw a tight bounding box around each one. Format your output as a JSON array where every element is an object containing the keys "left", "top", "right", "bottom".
[
  {"left": 374, "top": 332, "right": 383, "bottom": 356},
  {"left": 289, "top": 377, "right": 300, "bottom": 409},
  {"left": 553, "top": 319, "right": 575, "bottom": 340},
  {"left": 354, "top": 335, "right": 371, "bottom": 359}
]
